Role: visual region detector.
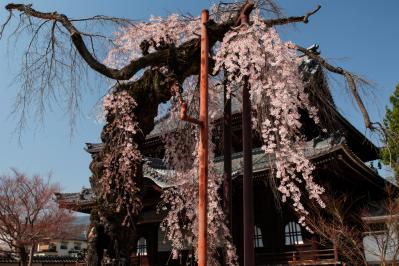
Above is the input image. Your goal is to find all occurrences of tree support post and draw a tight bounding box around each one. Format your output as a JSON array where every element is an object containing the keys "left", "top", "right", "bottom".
[
  {"left": 223, "top": 77, "right": 233, "bottom": 257},
  {"left": 198, "top": 9, "right": 209, "bottom": 266},
  {"left": 179, "top": 9, "right": 209, "bottom": 266},
  {"left": 242, "top": 77, "right": 255, "bottom": 266}
]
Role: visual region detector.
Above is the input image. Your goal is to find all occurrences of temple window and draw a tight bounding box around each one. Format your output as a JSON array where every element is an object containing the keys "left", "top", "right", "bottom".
[
  {"left": 254, "top": 225, "right": 264, "bottom": 248},
  {"left": 137, "top": 237, "right": 148, "bottom": 256},
  {"left": 285, "top": 221, "right": 304, "bottom": 245}
]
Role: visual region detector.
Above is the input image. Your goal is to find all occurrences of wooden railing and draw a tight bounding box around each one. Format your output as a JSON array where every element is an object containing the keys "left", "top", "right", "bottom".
[
  {"left": 256, "top": 248, "right": 340, "bottom": 265},
  {"left": 130, "top": 255, "right": 149, "bottom": 266}
]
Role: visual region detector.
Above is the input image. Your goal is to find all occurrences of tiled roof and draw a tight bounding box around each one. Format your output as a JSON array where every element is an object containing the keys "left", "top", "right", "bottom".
[
  {"left": 215, "top": 135, "right": 346, "bottom": 176},
  {"left": 82, "top": 135, "right": 347, "bottom": 192},
  {"left": 61, "top": 132, "right": 390, "bottom": 214}
]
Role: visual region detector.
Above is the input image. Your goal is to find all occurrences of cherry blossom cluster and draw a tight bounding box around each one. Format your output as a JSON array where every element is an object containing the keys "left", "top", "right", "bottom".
[
  {"left": 104, "top": 14, "right": 200, "bottom": 70},
  {"left": 159, "top": 78, "right": 237, "bottom": 265},
  {"left": 102, "top": 90, "right": 142, "bottom": 225},
  {"left": 214, "top": 13, "right": 325, "bottom": 227}
]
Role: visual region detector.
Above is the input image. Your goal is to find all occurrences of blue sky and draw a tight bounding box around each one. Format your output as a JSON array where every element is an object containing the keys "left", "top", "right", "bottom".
[{"left": 0, "top": 0, "right": 398, "bottom": 192}]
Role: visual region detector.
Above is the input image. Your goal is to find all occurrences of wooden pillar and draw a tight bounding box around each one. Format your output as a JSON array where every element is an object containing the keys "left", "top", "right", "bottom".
[
  {"left": 223, "top": 81, "right": 233, "bottom": 228},
  {"left": 223, "top": 77, "right": 233, "bottom": 264},
  {"left": 333, "top": 242, "right": 339, "bottom": 264},
  {"left": 242, "top": 77, "right": 255, "bottom": 266}
]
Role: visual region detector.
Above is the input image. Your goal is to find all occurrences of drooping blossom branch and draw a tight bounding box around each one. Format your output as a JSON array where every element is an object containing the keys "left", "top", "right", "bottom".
[
  {"left": 104, "top": 14, "right": 200, "bottom": 70},
  {"left": 101, "top": 89, "right": 142, "bottom": 226},
  {"left": 214, "top": 13, "right": 325, "bottom": 228}
]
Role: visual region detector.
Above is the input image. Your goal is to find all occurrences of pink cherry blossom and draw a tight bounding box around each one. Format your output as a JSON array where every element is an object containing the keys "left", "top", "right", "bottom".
[{"left": 214, "top": 13, "right": 325, "bottom": 228}]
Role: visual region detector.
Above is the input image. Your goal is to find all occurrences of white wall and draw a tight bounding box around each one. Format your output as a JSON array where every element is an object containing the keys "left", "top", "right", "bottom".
[
  {"left": 36, "top": 240, "right": 87, "bottom": 257},
  {"left": 363, "top": 230, "right": 399, "bottom": 263}
]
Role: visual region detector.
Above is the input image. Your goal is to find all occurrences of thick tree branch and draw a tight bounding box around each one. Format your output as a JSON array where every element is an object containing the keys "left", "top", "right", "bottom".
[
  {"left": 4, "top": 3, "right": 241, "bottom": 81},
  {"left": 5, "top": 2, "right": 323, "bottom": 82},
  {"left": 5, "top": 3, "right": 172, "bottom": 80},
  {"left": 264, "top": 5, "right": 321, "bottom": 26},
  {"left": 235, "top": 1, "right": 255, "bottom": 26},
  {"left": 295, "top": 44, "right": 374, "bottom": 130}
]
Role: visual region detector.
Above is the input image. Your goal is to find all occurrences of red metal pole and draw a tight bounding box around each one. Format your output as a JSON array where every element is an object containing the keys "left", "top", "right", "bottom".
[{"left": 198, "top": 9, "right": 209, "bottom": 266}]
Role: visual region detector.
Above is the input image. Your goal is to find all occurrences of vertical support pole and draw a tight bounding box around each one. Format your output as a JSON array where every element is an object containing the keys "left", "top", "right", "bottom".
[
  {"left": 292, "top": 252, "right": 297, "bottom": 262},
  {"left": 333, "top": 242, "right": 339, "bottom": 264},
  {"left": 223, "top": 82, "right": 233, "bottom": 229},
  {"left": 242, "top": 77, "right": 255, "bottom": 266},
  {"left": 223, "top": 77, "right": 233, "bottom": 263},
  {"left": 198, "top": 9, "right": 209, "bottom": 266}
]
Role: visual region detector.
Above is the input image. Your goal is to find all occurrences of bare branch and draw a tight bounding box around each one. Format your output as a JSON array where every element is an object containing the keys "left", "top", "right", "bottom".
[
  {"left": 295, "top": 44, "right": 375, "bottom": 130},
  {"left": 264, "top": 5, "right": 321, "bottom": 26},
  {"left": 344, "top": 72, "right": 373, "bottom": 129},
  {"left": 0, "top": 9, "right": 12, "bottom": 39},
  {"left": 71, "top": 15, "right": 133, "bottom": 23},
  {"left": 5, "top": 3, "right": 149, "bottom": 80}
]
